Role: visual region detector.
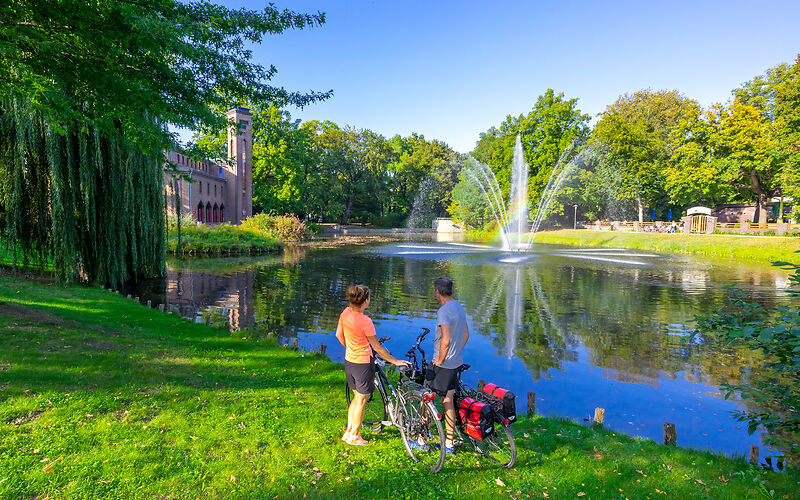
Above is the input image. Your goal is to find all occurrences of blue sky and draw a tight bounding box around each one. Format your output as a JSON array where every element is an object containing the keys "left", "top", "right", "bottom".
[{"left": 214, "top": 0, "right": 800, "bottom": 153}]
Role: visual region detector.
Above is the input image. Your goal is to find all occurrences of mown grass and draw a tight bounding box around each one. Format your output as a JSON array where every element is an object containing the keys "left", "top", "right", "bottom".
[
  {"left": 167, "top": 223, "right": 281, "bottom": 255},
  {"left": 1, "top": 276, "right": 798, "bottom": 499},
  {"left": 531, "top": 230, "right": 800, "bottom": 265}
]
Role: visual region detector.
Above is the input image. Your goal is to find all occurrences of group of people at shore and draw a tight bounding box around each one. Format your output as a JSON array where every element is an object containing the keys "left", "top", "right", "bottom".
[{"left": 335, "top": 277, "right": 468, "bottom": 454}]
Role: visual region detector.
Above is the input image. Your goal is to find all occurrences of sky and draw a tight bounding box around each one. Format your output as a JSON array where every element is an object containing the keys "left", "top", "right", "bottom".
[{"left": 208, "top": 0, "right": 800, "bottom": 153}]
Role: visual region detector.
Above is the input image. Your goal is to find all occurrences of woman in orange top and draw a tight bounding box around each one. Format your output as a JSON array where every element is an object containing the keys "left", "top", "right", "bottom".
[{"left": 336, "top": 284, "right": 409, "bottom": 445}]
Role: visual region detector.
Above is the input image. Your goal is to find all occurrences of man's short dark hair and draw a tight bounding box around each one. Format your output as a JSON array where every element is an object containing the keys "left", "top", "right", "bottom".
[{"left": 434, "top": 276, "right": 453, "bottom": 296}]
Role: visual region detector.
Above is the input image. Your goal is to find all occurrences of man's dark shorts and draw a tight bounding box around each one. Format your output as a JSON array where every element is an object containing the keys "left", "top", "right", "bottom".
[
  {"left": 424, "top": 363, "right": 459, "bottom": 397},
  {"left": 345, "top": 359, "right": 376, "bottom": 395}
]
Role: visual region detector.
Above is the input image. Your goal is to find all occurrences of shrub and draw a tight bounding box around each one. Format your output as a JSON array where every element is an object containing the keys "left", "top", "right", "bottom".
[
  {"left": 240, "top": 213, "right": 310, "bottom": 241},
  {"left": 696, "top": 261, "right": 800, "bottom": 462}
]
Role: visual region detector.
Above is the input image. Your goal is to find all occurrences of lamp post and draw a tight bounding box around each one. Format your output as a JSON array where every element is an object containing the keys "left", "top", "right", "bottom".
[{"left": 573, "top": 204, "right": 578, "bottom": 229}]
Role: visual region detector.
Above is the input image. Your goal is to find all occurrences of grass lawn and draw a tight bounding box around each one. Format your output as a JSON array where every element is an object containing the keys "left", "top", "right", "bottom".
[
  {"left": 1, "top": 274, "right": 798, "bottom": 499},
  {"left": 532, "top": 230, "right": 800, "bottom": 266}
]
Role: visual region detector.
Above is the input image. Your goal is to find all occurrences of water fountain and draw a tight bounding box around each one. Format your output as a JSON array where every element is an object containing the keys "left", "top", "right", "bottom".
[{"left": 465, "top": 135, "right": 580, "bottom": 252}]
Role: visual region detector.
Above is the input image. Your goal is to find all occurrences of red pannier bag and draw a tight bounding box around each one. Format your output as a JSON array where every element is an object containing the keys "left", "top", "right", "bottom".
[
  {"left": 458, "top": 397, "right": 494, "bottom": 440},
  {"left": 482, "top": 383, "right": 517, "bottom": 424}
]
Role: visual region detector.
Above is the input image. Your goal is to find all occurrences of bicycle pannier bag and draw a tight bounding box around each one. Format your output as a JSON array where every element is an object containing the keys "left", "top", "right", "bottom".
[
  {"left": 458, "top": 397, "right": 494, "bottom": 440},
  {"left": 482, "top": 383, "right": 517, "bottom": 423}
]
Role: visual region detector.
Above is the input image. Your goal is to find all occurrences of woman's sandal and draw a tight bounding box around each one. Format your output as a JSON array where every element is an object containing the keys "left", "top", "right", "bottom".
[
  {"left": 346, "top": 434, "right": 369, "bottom": 446},
  {"left": 341, "top": 431, "right": 352, "bottom": 442}
]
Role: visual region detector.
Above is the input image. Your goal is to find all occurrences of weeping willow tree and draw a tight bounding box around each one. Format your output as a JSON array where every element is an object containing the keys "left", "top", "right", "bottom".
[{"left": 0, "top": 98, "right": 165, "bottom": 287}]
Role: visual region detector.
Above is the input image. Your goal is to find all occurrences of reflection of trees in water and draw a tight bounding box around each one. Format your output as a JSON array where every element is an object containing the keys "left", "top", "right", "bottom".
[{"left": 451, "top": 258, "right": 772, "bottom": 391}]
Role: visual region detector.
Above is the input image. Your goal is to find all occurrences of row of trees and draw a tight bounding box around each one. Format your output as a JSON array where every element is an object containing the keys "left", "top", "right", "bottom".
[
  {"left": 451, "top": 55, "right": 800, "bottom": 227},
  {"left": 194, "top": 104, "right": 460, "bottom": 226}
]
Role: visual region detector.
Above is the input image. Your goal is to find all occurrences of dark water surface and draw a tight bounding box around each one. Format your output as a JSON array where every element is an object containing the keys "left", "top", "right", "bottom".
[{"left": 126, "top": 241, "right": 794, "bottom": 458}]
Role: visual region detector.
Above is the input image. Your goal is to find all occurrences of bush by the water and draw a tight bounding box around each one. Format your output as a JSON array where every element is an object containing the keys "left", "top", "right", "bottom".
[
  {"left": 696, "top": 261, "right": 800, "bottom": 462},
  {"left": 240, "top": 213, "right": 313, "bottom": 241}
]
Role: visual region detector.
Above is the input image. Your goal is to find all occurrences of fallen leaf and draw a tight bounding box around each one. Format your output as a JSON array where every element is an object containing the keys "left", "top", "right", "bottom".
[
  {"left": 42, "top": 456, "right": 63, "bottom": 473},
  {"left": 696, "top": 479, "right": 706, "bottom": 486},
  {"left": 230, "top": 475, "right": 236, "bottom": 483},
  {"left": 523, "top": 433, "right": 530, "bottom": 438},
  {"left": 718, "top": 475, "right": 728, "bottom": 483},
  {"left": 577, "top": 493, "right": 586, "bottom": 497},
  {"left": 495, "top": 478, "right": 506, "bottom": 487}
]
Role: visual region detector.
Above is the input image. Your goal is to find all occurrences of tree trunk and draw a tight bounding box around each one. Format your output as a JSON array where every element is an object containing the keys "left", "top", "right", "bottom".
[
  {"left": 636, "top": 197, "right": 644, "bottom": 223},
  {"left": 341, "top": 196, "right": 354, "bottom": 225},
  {"left": 757, "top": 191, "right": 768, "bottom": 224}
]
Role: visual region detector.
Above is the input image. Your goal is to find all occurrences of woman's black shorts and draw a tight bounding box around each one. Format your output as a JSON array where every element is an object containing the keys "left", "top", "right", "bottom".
[
  {"left": 424, "top": 363, "right": 459, "bottom": 396},
  {"left": 345, "top": 359, "right": 376, "bottom": 395}
]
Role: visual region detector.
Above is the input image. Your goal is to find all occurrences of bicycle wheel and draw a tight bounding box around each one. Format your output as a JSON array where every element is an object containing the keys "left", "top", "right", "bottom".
[
  {"left": 398, "top": 391, "right": 446, "bottom": 473},
  {"left": 344, "top": 378, "right": 388, "bottom": 434},
  {"left": 471, "top": 422, "right": 516, "bottom": 468}
]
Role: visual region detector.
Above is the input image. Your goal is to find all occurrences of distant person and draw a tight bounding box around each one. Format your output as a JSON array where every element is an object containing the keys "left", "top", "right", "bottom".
[
  {"left": 336, "top": 284, "right": 409, "bottom": 446},
  {"left": 423, "top": 276, "right": 469, "bottom": 455}
]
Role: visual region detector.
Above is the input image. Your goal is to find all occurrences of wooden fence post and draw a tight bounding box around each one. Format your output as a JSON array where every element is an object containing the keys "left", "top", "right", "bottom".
[
  {"left": 126, "top": 294, "right": 132, "bottom": 299},
  {"left": 320, "top": 344, "right": 327, "bottom": 355},
  {"left": 527, "top": 392, "right": 535, "bottom": 417},
  {"left": 593, "top": 407, "right": 605, "bottom": 426},
  {"left": 477, "top": 380, "right": 486, "bottom": 392},
  {"left": 664, "top": 422, "right": 677, "bottom": 446},
  {"left": 135, "top": 296, "right": 140, "bottom": 303},
  {"left": 750, "top": 445, "right": 759, "bottom": 465},
  {"left": 146, "top": 300, "right": 152, "bottom": 308}
]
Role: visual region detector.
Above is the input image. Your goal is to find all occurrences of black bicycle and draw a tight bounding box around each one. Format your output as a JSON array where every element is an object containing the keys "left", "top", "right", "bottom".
[
  {"left": 404, "top": 328, "right": 517, "bottom": 468},
  {"left": 344, "top": 334, "right": 447, "bottom": 472}
]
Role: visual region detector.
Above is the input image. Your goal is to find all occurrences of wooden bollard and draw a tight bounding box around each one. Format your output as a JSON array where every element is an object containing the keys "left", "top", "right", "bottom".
[
  {"left": 320, "top": 344, "right": 327, "bottom": 355},
  {"left": 135, "top": 296, "right": 140, "bottom": 303},
  {"left": 664, "top": 422, "right": 677, "bottom": 446},
  {"left": 527, "top": 392, "right": 535, "bottom": 416},
  {"left": 126, "top": 294, "right": 132, "bottom": 299},
  {"left": 159, "top": 304, "right": 165, "bottom": 312},
  {"left": 146, "top": 300, "right": 152, "bottom": 308},
  {"left": 292, "top": 338, "right": 299, "bottom": 350},
  {"left": 593, "top": 407, "right": 605, "bottom": 426},
  {"left": 750, "top": 445, "right": 759, "bottom": 465},
  {"left": 477, "top": 380, "right": 486, "bottom": 392}
]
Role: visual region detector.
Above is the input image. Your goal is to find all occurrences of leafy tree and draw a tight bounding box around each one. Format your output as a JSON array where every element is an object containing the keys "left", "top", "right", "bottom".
[
  {"left": 475, "top": 90, "right": 590, "bottom": 213},
  {"left": 591, "top": 90, "right": 700, "bottom": 222},
  {"left": 312, "top": 123, "right": 394, "bottom": 224},
  {"left": 0, "top": 0, "right": 328, "bottom": 286},
  {"left": 707, "top": 100, "right": 778, "bottom": 223},
  {"left": 387, "top": 134, "right": 455, "bottom": 219}
]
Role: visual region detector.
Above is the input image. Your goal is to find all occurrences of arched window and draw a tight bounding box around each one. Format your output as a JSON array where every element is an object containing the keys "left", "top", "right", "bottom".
[
  {"left": 219, "top": 204, "right": 224, "bottom": 222},
  {"left": 206, "top": 203, "right": 211, "bottom": 223},
  {"left": 197, "top": 202, "right": 204, "bottom": 222},
  {"left": 213, "top": 204, "right": 219, "bottom": 223}
]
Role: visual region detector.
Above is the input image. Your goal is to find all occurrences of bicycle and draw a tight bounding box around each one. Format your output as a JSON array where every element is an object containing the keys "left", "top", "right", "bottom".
[
  {"left": 344, "top": 334, "right": 447, "bottom": 472},
  {"left": 404, "top": 328, "right": 517, "bottom": 468}
]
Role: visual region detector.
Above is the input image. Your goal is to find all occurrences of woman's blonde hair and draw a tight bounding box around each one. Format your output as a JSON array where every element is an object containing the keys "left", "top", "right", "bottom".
[{"left": 346, "top": 284, "right": 370, "bottom": 306}]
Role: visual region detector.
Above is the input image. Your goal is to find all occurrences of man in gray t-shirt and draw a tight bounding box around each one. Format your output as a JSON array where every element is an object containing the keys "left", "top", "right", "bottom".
[{"left": 424, "top": 276, "right": 469, "bottom": 454}]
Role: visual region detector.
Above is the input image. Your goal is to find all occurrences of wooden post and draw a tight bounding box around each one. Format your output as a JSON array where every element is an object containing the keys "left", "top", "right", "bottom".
[
  {"left": 593, "top": 407, "right": 605, "bottom": 426},
  {"left": 146, "top": 300, "right": 152, "bottom": 308},
  {"left": 135, "top": 296, "right": 140, "bottom": 303},
  {"left": 750, "top": 445, "right": 759, "bottom": 465},
  {"left": 664, "top": 422, "right": 677, "bottom": 446},
  {"left": 159, "top": 304, "right": 165, "bottom": 312},
  {"left": 126, "top": 294, "right": 132, "bottom": 299},
  {"left": 320, "top": 344, "right": 327, "bottom": 355},
  {"left": 477, "top": 380, "right": 486, "bottom": 392},
  {"left": 527, "top": 392, "right": 535, "bottom": 417},
  {"left": 292, "top": 338, "right": 299, "bottom": 350}
]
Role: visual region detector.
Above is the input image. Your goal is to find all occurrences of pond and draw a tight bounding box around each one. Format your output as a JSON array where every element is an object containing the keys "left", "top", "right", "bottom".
[{"left": 125, "top": 239, "right": 794, "bottom": 458}]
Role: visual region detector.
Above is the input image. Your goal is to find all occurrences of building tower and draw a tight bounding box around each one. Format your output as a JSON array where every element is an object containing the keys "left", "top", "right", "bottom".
[{"left": 224, "top": 107, "right": 253, "bottom": 224}]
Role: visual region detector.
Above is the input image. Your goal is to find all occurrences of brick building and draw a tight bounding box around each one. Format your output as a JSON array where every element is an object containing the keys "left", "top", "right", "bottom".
[{"left": 164, "top": 107, "right": 253, "bottom": 225}]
